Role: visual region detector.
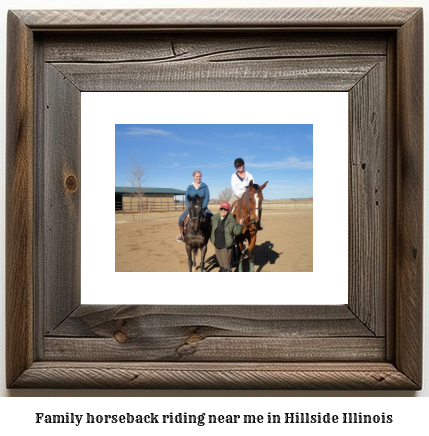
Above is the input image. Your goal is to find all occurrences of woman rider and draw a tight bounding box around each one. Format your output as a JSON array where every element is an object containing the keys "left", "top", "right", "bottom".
[
  {"left": 210, "top": 202, "right": 244, "bottom": 272},
  {"left": 176, "top": 170, "right": 212, "bottom": 242},
  {"left": 228, "top": 157, "right": 263, "bottom": 230}
]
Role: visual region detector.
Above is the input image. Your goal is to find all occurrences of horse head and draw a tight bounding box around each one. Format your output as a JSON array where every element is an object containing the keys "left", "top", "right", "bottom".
[
  {"left": 245, "top": 180, "right": 268, "bottom": 226},
  {"left": 187, "top": 194, "right": 204, "bottom": 233}
]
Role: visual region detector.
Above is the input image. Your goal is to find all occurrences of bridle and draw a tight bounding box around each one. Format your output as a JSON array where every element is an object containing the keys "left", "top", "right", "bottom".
[
  {"left": 239, "top": 188, "right": 260, "bottom": 230},
  {"left": 188, "top": 198, "right": 203, "bottom": 233}
]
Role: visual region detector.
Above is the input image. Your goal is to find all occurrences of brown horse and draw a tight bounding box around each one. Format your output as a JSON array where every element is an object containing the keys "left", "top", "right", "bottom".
[{"left": 232, "top": 180, "right": 268, "bottom": 272}]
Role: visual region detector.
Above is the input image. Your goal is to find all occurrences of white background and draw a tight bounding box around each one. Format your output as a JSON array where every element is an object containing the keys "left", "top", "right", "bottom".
[
  {"left": 82, "top": 92, "right": 348, "bottom": 305},
  {"left": 0, "top": 0, "right": 427, "bottom": 423}
]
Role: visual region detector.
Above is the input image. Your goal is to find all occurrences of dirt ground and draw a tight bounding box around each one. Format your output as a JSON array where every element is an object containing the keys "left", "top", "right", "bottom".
[{"left": 115, "top": 208, "right": 313, "bottom": 272}]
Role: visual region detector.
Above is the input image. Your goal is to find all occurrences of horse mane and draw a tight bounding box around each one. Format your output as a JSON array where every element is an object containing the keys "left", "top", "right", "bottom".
[{"left": 235, "top": 185, "right": 253, "bottom": 222}]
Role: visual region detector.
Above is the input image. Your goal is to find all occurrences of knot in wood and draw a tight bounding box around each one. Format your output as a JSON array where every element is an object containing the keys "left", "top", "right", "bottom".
[
  {"left": 64, "top": 174, "right": 78, "bottom": 193},
  {"left": 114, "top": 331, "right": 128, "bottom": 343},
  {"left": 186, "top": 333, "right": 203, "bottom": 344}
]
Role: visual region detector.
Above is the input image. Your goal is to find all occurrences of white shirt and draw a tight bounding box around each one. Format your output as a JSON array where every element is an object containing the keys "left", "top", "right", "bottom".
[{"left": 231, "top": 171, "right": 254, "bottom": 197}]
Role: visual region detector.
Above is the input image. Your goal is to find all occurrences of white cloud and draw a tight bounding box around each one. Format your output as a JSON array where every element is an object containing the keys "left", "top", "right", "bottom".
[
  {"left": 123, "top": 127, "right": 172, "bottom": 136},
  {"left": 234, "top": 132, "right": 275, "bottom": 139},
  {"left": 235, "top": 132, "right": 258, "bottom": 138},
  {"left": 250, "top": 156, "right": 313, "bottom": 170},
  {"left": 169, "top": 152, "right": 188, "bottom": 157}
]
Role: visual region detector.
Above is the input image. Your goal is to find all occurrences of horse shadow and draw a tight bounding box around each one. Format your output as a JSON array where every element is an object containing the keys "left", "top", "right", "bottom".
[
  {"left": 255, "top": 240, "right": 282, "bottom": 272},
  {"left": 204, "top": 254, "right": 220, "bottom": 272},
  {"left": 232, "top": 240, "right": 281, "bottom": 272}
]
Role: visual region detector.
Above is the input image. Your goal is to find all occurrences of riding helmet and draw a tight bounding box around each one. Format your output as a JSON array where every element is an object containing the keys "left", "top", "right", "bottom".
[{"left": 234, "top": 158, "right": 245, "bottom": 168}]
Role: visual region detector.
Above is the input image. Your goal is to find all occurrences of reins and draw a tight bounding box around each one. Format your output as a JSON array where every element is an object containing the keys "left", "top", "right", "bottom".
[
  {"left": 238, "top": 188, "right": 258, "bottom": 229},
  {"left": 187, "top": 196, "right": 204, "bottom": 234}
]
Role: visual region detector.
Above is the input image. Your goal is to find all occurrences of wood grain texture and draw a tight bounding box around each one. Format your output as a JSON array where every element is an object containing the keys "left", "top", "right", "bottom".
[
  {"left": 5, "top": 11, "right": 34, "bottom": 388},
  {"left": 395, "top": 9, "right": 424, "bottom": 388},
  {"left": 384, "top": 33, "right": 398, "bottom": 365},
  {"left": 42, "top": 33, "right": 388, "bottom": 62},
  {"left": 52, "top": 56, "right": 383, "bottom": 92},
  {"left": 11, "top": 362, "right": 419, "bottom": 390},
  {"left": 44, "top": 33, "right": 387, "bottom": 92},
  {"left": 348, "top": 62, "right": 386, "bottom": 335},
  {"left": 13, "top": 8, "right": 420, "bottom": 29},
  {"left": 44, "top": 337, "right": 385, "bottom": 362},
  {"left": 48, "top": 305, "right": 374, "bottom": 338},
  {"left": 6, "top": 8, "right": 423, "bottom": 390},
  {"left": 43, "top": 64, "right": 81, "bottom": 333},
  {"left": 44, "top": 305, "right": 381, "bottom": 362}
]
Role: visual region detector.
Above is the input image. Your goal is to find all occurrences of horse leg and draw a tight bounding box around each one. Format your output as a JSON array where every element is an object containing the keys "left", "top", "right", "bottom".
[
  {"left": 200, "top": 244, "right": 208, "bottom": 272},
  {"left": 185, "top": 244, "right": 193, "bottom": 272},
  {"left": 192, "top": 249, "right": 197, "bottom": 272},
  {"left": 248, "top": 234, "right": 257, "bottom": 272},
  {"left": 237, "top": 241, "right": 244, "bottom": 272}
]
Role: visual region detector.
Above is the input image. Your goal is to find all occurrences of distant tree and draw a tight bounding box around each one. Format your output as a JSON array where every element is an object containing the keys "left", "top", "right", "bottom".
[
  {"left": 219, "top": 186, "right": 233, "bottom": 202},
  {"left": 124, "top": 155, "right": 147, "bottom": 221}
]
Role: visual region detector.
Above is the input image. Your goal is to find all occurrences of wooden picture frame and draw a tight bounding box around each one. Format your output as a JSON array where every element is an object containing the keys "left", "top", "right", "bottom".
[{"left": 6, "top": 7, "right": 423, "bottom": 389}]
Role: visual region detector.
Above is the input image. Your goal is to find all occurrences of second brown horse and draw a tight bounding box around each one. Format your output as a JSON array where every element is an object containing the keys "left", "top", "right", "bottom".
[{"left": 232, "top": 180, "right": 268, "bottom": 272}]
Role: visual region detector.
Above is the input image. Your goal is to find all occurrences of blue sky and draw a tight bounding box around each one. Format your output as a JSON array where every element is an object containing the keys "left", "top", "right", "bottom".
[{"left": 115, "top": 124, "right": 313, "bottom": 200}]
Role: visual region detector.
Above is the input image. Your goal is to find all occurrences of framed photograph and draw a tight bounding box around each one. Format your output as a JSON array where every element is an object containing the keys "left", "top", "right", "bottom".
[
  {"left": 82, "top": 92, "right": 347, "bottom": 305},
  {"left": 6, "top": 7, "right": 423, "bottom": 389}
]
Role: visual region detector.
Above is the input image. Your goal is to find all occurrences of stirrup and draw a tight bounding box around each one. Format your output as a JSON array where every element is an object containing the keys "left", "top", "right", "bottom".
[{"left": 176, "top": 234, "right": 184, "bottom": 242}]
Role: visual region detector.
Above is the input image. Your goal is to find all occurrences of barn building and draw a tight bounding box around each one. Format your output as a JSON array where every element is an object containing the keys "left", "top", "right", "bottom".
[{"left": 115, "top": 187, "right": 186, "bottom": 212}]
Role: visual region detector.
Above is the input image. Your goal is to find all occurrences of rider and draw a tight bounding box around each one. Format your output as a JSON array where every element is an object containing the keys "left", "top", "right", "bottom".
[
  {"left": 228, "top": 157, "right": 263, "bottom": 230},
  {"left": 176, "top": 170, "right": 212, "bottom": 242}
]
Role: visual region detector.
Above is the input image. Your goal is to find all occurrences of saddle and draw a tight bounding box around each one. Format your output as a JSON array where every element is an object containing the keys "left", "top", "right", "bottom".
[{"left": 230, "top": 200, "right": 239, "bottom": 215}]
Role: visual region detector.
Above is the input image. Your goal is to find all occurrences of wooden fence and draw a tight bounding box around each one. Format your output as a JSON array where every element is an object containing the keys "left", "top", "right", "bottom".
[
  {"left": 116, "top": 201, "right": 312, "bottom": 213},
  {"left": 116, "top": 200, "right": 185, "bottom": 213},
  {"left": 261, "top": 203, "right": 313, "bottom": 209}
]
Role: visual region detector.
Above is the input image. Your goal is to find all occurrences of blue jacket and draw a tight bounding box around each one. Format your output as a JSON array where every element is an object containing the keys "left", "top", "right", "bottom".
[{"left": 185, "top": 182, "right": 210, "bottom": 209}]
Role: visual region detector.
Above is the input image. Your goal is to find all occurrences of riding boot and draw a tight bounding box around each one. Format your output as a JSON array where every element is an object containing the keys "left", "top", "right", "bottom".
[{"left": 176, "top": 224, "right": 184, "bottom": 242}]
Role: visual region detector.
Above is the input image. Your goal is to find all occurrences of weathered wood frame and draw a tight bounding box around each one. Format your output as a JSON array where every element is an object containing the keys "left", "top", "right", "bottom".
[{"left": 6, "top": 8, "right": 423, "bottom": 389}]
